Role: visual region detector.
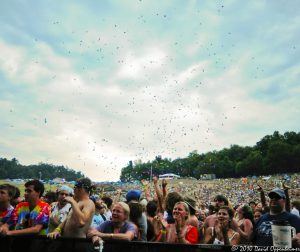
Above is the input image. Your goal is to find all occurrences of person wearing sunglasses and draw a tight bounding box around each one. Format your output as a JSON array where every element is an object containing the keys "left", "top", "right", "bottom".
[
  {"left": 48, "top": 178, "right": 95, "bottom": 239},
  {"left": 252, "top": 188, "right": 300, "bottom": 247}
]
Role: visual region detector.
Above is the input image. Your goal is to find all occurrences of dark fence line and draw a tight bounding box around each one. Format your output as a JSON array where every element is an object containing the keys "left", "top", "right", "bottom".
[{"left": 0, "top": 235, "right": 233, "bottom": 252}]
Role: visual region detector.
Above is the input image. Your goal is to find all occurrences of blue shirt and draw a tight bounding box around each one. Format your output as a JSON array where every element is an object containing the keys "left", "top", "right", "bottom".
[
  {"left": 253, "top": 211, "right": 300, "bottom": 246},
  {"left": 97, "top": 220, "right": 135, "bottom": 234},
  {"left": 91, "top": 214, "right": 105, "bottom": 228}
]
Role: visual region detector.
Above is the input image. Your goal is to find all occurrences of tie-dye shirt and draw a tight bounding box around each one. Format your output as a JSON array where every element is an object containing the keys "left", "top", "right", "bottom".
[
  {"left": 0, "top": 205, "right": 14, "bottom": 224},
  {"left": 8, "top": 200, "right": 50, "bottom": 235}
]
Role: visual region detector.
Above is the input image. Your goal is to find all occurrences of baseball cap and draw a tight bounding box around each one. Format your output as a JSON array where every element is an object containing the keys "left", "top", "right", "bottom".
[
  {"left": 268, "top": 188, "right": 286, "bottom": 199},
  {"left": 126, "top": 189, "right": 142, "bottom": 202}
]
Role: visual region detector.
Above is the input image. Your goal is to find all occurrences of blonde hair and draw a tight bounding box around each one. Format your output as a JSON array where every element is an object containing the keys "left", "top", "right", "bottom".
[
  {"left": 174, "top": 201, "right": 190, "bottom": 220},
  {"left": 115, "top": 202, "right": 130, "bottom": 219}
]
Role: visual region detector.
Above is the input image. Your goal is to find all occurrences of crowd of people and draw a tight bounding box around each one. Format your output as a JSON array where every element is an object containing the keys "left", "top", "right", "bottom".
[{"left": 0, "top": 174, "right": 300, "bottom": 248}]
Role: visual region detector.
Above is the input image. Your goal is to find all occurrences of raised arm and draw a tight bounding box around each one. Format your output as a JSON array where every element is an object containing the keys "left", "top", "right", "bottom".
[
  {"left": 257, "top": 183, "right": 267, "bottom": 209},
  {"left": 153, "top": 177, "right": 164, "bottom": 213},
  {"left": 141, "top": 180, "right": 151, "bottom": 201},
  {"left": 231, "top": 218, "right": 253, "bottom": 242},
  {"left": 113, "top": 189, "right": 122, "bottom": 204},
  {"left": 282, "top": 182, "right": 291, "bottom": 212}
]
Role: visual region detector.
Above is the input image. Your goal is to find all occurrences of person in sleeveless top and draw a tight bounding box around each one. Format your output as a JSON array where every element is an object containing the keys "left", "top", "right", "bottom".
[
  {"left": 232, "top": 204, "right": 253, "bottom": 244},
  {"left": 204, "top": 206, "right": 240, "bottom": 245},
  {"left": 155, "top": 201, "right": 199, "bottom": 244}
]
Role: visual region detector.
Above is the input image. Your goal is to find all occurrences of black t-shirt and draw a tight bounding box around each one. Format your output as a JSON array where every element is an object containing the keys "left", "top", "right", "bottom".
[{"left": 253, "top": 211, "right": 300, "bottom": 246}]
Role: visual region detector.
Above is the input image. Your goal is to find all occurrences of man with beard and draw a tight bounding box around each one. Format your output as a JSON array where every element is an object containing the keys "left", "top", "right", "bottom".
[
  {"left": 204, "top": 195, "right": 229, "bottom": 228},
  {"left": 48, "top": 185, "right": 73, "bottom": 232},
  {"left": 253, "top": 188, "right": 300, "bottom": 247},
  {"left": 48, "top": 178, "right": 95, "bottom": 239}
]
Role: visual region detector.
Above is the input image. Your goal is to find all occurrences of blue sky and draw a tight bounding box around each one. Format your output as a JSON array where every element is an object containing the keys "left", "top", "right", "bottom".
[{"left": 0, "top": 0, "right": 299, "bottom": 181}]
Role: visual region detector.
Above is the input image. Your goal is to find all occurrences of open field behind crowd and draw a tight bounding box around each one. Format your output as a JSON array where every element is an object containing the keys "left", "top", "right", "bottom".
[{"left": 2, "top": 174, "right": 299, "bottom": 207}]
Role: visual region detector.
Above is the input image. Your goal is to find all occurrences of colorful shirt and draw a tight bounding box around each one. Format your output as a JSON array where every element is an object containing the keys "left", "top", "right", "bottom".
[
  {"left": 0, "top": 205, "right": 14, "bottom": 224},
  {"left": 8, "top": 200, "right": 50, "bottom": 235}
]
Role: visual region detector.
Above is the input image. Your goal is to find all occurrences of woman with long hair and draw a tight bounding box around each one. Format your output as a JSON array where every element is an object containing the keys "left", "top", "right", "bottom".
[
  {"left": 232, "top": 204, "right": 254, "bottom": 244},
  {"left": 204, "top": 206, "right": 240, "bottom": 245},
  {"left": 155, "top": 201, "right": 199, "bottom": 244}
]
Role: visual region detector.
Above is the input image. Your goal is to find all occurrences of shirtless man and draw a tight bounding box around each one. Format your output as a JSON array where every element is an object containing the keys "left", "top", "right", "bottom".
[
  {"left": 204, "top": 195, "right": 229, "bottom": 228},
  {"left": 48, "top": 178, "right": 95, "bottom": 238}
]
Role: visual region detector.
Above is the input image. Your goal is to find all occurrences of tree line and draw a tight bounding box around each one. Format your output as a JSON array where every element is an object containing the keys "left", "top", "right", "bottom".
[
  {"left": 0, "top": 158, "right": 84, "bottom": 181},
  {"left": 120, "top": 131, "right": 300, "bottom": 182}
]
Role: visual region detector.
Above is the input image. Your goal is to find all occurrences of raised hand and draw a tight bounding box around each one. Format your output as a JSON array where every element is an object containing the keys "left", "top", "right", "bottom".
[
  {"left": 153, "top": 176, "right": 158, "bottom": 185},
  {"left": 155, "top": 212, "right": 168, "bottom": 229},
  {"left": 282, "top": 181, "right": 291, "bottom": 190},
  {"left": 220, "top": 220, "right": 229, "bottom": 234},
  {"left": 141, "top": 179, "right": 149, "bottom": 186},
  {"left": 64, "top": 196, "right": 76, "bottom": 204},
  {"left": 256, "top": 182, "right": 263, "bottom": 192}
]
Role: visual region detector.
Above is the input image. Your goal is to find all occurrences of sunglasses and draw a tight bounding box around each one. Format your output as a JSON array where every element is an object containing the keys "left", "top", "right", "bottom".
[{"left": 269, "top": 195, "right": 283, "bottom": 200}]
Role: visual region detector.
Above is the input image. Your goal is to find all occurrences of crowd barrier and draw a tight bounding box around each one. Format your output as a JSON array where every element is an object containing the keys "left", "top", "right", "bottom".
[{"left": 0, "top": 236, "right": 233, "bottom": 252}]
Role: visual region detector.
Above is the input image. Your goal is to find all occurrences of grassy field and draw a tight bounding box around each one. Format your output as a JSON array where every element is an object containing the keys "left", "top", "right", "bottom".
[
  {"left": 0, "top": 179, "right": 63, "bottom": 196},
  {"left": 1, "top": 178, "right": 216, "bottom": 197}
]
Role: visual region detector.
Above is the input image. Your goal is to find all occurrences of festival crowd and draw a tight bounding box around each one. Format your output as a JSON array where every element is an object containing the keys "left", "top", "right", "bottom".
[{"left": 0, "top": 174, "right": 299, "bottom": 248}]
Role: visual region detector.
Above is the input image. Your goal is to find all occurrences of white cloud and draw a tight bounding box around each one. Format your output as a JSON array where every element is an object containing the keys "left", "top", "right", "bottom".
[
  {"left": 0, "top": 1, "right": 299, "bottom": 181},
  {"left": 118, "top": 47, "right": 167, "bottom": 79}
]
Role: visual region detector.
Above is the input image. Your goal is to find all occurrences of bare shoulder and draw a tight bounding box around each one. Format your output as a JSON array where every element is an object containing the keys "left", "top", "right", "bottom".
[
  {"left": 244, "top": 219, "right": 253, "bottom": 226},
  {"left": 78, "top": 199, "right": 95, "bottom": 210}
]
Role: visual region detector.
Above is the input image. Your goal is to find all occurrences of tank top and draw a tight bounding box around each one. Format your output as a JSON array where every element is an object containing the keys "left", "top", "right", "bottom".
[{"left": 211, "top": 227, "right": 238, "bottom": 245}]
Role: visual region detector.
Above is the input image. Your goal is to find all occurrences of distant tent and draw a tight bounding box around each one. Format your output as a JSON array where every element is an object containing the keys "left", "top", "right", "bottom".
[
  {"left": 262, "top": 176, "right": 271, "bottom": 180},
  {"left": 159, "top": 173, "right": 180, "bottom": 179}
]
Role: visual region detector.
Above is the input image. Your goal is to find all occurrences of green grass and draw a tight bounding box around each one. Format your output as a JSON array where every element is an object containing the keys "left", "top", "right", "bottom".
[{"left": 0, "top": 179, "right": 67, "bottom": 196}]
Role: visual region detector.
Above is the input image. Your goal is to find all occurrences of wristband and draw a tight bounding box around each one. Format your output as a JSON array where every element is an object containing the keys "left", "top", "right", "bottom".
[{"left": 55, "top": 227, "right": 62, "bottom": 234}]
